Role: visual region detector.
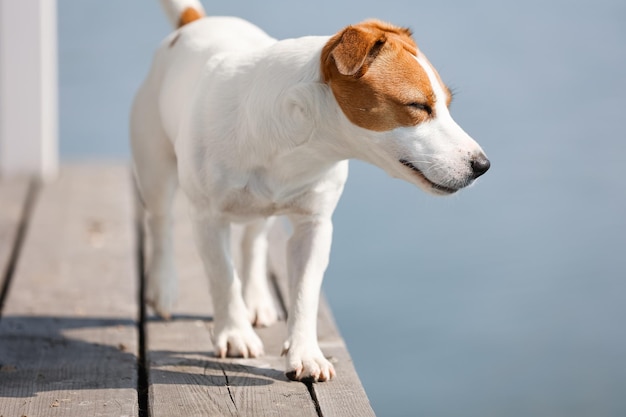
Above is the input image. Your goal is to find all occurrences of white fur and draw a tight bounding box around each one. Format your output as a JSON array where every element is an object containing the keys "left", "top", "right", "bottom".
[{"left": 131, "top": 7, "right": 487, "bottom": 382}]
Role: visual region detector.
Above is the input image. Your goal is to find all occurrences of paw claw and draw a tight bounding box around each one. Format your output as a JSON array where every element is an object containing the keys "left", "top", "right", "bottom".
[
  {"left": 286, "top": 367, "right": 304, "bottom": 380},
  {"left": 214, "top": 322, "right": 264, "bottom": 359},
  {"left": 284, "top": 343, "right": 335, "bottom": 383}
]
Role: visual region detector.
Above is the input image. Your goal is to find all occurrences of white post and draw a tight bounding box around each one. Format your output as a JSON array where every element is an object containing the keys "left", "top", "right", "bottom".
[{"left": 0, "top": 0, "right": 58, "bottom": 180}]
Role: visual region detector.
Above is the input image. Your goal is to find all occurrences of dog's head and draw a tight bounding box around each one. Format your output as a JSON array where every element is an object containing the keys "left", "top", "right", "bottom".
[{"left": 321, "top": 20, "right": 489, "bottom": 195}]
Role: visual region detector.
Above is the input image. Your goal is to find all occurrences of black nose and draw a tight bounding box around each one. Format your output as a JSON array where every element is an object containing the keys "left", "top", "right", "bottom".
[{"left": 470, "top": 155, "right": 490, "bottom": 178}]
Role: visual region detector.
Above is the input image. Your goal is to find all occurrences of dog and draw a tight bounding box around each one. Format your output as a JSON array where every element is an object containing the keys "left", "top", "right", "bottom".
[{"left": 131, "top": 0, "right": 490, "bottom": 382}]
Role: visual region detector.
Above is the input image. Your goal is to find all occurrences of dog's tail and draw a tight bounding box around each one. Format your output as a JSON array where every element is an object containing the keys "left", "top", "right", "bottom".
[{"left": 160, "top": 0, "right": 206, "bottom": 28}]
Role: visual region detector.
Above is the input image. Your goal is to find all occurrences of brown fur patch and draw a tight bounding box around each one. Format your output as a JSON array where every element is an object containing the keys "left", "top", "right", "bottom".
[
  {"left": 321, "top": 20, "right": 450, "bottom": 131},
  {"left": 178, "top": 7, "right": 203, "bottom": 28}
]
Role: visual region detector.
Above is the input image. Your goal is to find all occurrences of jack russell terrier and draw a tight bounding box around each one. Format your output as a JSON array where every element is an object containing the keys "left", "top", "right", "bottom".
[{"left": 131, "top": 0, "right": 490, "bottom": 382}]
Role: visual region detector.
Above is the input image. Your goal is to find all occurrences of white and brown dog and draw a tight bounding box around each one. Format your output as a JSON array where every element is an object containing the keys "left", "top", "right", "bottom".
[{"left": 131, "top": 0, "right": 490, "bottom": 382}]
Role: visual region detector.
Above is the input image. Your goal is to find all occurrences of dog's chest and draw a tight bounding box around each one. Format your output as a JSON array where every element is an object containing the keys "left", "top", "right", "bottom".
[
  {"left": 216, "top": 171, "right": 313, "bottom": 220},
  {"left": 219, "top": 192, "right": 293, "bottom": 219}
]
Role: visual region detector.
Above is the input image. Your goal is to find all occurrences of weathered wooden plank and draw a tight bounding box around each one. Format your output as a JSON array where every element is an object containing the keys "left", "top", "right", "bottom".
[
  {"left": 146, "top": 196, "right": 319, "bottom": 417},
  {"left": 0, "top": 164, "right": 138, "bottom": 416},
  {"left": 148, "top": 319, "right": 239, "bottom": 416},
  {"left": 268, "top": 220, "right": 377, "bottom": 416},
  {"left": 0, "top": 178, "right": 31, "bottom": 294},
  {"left": 314, "top": 297, "right": 377, "bottom": 417}
]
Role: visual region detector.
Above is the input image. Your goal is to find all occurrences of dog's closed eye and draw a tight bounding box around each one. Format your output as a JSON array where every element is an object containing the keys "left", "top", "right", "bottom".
[{"left": 407, "top": 102, "right": 432, "bottom": 115}]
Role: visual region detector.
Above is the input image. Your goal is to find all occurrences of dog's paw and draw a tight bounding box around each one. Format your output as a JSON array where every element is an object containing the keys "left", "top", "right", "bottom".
[
  {"left": 243, "top": 278, "right": 279, "bottom": 327},
  {"left": 282, "top": 340, "right": 335, "bottom": 382},
  {"left": 246, "top": 296, "right": 278, "bottom": 327},
  {"left": 214, "top": 322, "right": 264, "bottom": 358},
  {"left": 145, "top": 274, "right": 177, "bottom": 320},
  {"left": 146, "top": 296, "right": 172, "bottom": 320}
]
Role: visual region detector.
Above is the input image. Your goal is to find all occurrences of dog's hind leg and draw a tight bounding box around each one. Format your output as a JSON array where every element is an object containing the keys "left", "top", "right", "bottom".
[
  {"left": 131, "top": 85, "right": 178, "bottom": 319},
  {"left": 235, "top": 218, "right": 279, "bottom": 327}
]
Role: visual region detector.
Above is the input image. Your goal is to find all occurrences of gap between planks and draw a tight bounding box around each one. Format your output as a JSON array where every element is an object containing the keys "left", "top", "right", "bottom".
[
  {"left": 0, "top": 178, "right": 38, "bottom": 317},
  {"left": 136, "top": 206, "right": 149, "bottom": 417}
]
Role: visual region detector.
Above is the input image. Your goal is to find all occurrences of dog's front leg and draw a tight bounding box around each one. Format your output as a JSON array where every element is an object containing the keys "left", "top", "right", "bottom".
[
  {"left": 283, "top": 216, "right": 335, "bottom": 382},
  {"left": 191, "top": 211, "right": 264, "bottom": 358}
]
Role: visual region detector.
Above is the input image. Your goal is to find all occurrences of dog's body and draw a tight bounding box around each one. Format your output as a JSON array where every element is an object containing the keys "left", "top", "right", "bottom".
[{"left": 131, "top": 0, "right": 489, "bottom": 382}]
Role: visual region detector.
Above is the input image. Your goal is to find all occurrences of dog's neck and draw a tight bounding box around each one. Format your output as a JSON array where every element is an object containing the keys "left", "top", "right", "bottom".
[{"left": 227, "top": 39, "right": 360, "bottom": 168}]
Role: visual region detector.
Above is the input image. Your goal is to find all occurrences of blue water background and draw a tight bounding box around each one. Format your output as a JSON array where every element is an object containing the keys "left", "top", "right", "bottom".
[{"left": 59, "top": 1, "right": 626, "bottom": 415}]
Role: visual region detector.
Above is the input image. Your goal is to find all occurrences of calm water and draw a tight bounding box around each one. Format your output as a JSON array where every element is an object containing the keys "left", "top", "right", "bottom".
[{"left": 59, "top": 1, "right": 626, "bottom": 415}]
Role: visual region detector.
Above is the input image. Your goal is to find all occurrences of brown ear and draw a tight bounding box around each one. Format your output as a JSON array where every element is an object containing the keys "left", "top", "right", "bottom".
[{"left": 329, "top": 27, "right": 386, "bottom": 77}]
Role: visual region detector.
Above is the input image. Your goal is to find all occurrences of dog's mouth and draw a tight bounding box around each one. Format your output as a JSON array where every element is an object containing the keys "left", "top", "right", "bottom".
[{"left": 398, "top": 159, "right": 459, "bottom": 195}]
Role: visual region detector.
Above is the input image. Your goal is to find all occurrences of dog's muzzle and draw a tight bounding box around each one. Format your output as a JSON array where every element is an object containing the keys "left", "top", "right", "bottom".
[{"left": 400, "top": 152, "right": 490, "bottom": 194}]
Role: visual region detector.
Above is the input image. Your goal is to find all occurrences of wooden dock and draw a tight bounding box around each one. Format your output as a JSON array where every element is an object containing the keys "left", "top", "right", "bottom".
[{"left": 0, "top": 164, "right": 375, "bottom": 417}]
